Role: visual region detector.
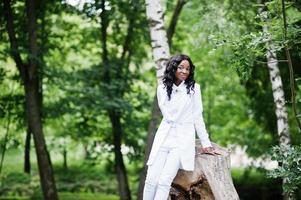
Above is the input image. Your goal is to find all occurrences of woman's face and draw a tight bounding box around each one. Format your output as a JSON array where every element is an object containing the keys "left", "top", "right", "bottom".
[{"left": 175, "top": 59, "right": 190, "bottom": 84}]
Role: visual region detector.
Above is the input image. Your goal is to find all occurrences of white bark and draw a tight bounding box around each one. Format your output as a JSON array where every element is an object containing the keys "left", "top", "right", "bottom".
[
  {"left": 261, "top": 7, "right": 293, "bottom": 198},
  {"left": 137, "top": 1, "right": 171, "bottom": 199},
  {"left": 265, "top": 43, "right": 291, "bottom": 146},
  {"left": 266, "top": 45, "right": 290, "bottom": 146},
  {"left": 259, "top": 1, "right": 291, "bottom": 148},
  {"left": 264, "top": 33, "right": 294, "bottom": 200},
  {"left": 145, "top": 0, "right": 170, "bottom": 83}
]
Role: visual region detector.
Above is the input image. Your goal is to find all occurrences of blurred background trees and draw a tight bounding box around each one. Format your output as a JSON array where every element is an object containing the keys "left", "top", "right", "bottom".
[{"left": 0, "top": 0, "right": 300, "bottom": 199}]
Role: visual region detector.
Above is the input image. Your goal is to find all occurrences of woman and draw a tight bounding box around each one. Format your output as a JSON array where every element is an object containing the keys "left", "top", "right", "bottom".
[{"left": 143, "top": 54, "right": 219, "bottom": 200}]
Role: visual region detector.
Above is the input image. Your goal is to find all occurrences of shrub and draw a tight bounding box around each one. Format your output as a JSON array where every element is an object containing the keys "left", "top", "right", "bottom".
[
  {"left": 0, "top": 172, "right": 36, "bottom": 196},
  {"left": 268, "top": 145, "right": 301, "bottom": 195}
]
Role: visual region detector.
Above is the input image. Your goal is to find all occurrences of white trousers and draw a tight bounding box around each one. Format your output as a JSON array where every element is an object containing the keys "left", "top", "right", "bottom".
[{"left": 143, "top": 146, "right": 181, "bottom": 200}]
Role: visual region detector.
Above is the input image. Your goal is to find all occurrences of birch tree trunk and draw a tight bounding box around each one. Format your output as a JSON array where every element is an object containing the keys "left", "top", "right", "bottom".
[
  {"left": 265, "top": 45, "right": 291, "bottom": 146},
  {"left": 137, "top": 1, "right": 170, "bottom": 199},
  {"left": 145, "top": 0, "right": 171, "bottom": 83},
  {"left": 264, "top": 37, "right": 294, "bottom": 200},
  {"left": 259, "top": 2, "right": 293, "bottom": 199}
]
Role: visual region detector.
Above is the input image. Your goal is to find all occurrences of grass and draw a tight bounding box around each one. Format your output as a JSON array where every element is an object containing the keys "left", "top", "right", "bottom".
[
  {"left": 59, "top": 192, "right": 118, "bottom": 200},
  {"left": 0, "top": 197, "right": 30, "bottom": 200},
  {"left": 3, "top": 148, "right": 300, "bottom": 199},
  {"left": 1, "top": 148, "right": 119, "bottom": 199},
  {"left": 0, "top": 192, "right": 118, "bottom": 200}
]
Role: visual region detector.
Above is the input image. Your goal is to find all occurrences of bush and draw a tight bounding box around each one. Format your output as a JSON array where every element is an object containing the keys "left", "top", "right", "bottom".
[
  {"left": 232, "top": 166, "right": 301, "bottom": 200},
  {"left": 268, "top": 145, "right": 301, "bottom": 195},
  {"left": 0, "top": 163, "right": 118, "bottom": 198},
  {"left": 0, "top": 172, "right": 36, "bottom": 197},
  {"left": 54, "top": 164, "right": 117, "bottom": 194}
]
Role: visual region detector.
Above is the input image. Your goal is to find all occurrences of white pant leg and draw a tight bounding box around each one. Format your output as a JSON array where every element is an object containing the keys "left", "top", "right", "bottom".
[
  {"left": 154, "top": 147, "right": 181, "bottom": 200},
  {"left": 143, "top": 147, "right": 169, "bottom": 200}
]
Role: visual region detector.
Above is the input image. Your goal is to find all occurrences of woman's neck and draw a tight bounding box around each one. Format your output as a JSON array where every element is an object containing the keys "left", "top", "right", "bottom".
[{"left": 174, "top": 80, "right": 183, "bottom": 86}]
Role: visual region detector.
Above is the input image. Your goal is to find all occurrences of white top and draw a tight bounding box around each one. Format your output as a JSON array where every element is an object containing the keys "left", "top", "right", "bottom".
[
  {"left": 161, "top": 81, "right": 186, "bottom": 148},
  {"left": 147, "top": 81, "right": 212, "bottom": 171},
  {"left": 159, "top": 81, "right": 211, "bottom": 147}
]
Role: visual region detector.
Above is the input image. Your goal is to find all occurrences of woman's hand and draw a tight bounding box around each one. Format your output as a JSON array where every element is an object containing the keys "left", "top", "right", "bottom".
[{"left": 198, "top": 147, "right": 221, "bottom": 155}]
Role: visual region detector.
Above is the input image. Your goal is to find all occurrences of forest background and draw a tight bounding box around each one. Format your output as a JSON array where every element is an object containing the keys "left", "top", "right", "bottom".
[{"left": 0, "top": 0, "right": 301, "bottom": 199}]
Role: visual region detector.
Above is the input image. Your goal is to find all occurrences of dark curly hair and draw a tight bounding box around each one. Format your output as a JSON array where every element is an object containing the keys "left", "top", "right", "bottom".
[{"left": 163, "top": 54, "right": 196, "bottom": 100}]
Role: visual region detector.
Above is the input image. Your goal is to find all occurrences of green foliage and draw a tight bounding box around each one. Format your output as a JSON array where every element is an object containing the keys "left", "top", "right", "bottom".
[
  {"left": 0, "top": 62, "right": 25, "bottom": 151},
  {"left": 54, "top": 164, "right": 117, "bottom": 194},
  {"left": 1, "top": 0, "right": 301, "bottom": 198},
  {"left": 0, "top": 165, "right": 118, "bottom": 197},
  {"left": 0, "top": 197, "right": 30, "bottom": 200},
  {"left": 0, "top": 172, "right": 36, "bottom": 196},
  {"left": 207, "top": 0, "right": 301, "bottom": 89},
  {"left": 170, "top": 0, "right": 283, "bottom": 157},
  {"left": 198, "top": 0, "right": 301, "bottom": 146},
  {"left": 268, "top": 145, "right": 301, "bottom": 195}
]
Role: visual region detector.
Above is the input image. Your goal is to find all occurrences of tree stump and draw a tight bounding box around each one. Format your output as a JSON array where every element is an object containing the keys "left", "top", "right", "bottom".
[{"left": 169, "top": 140, "right": 239, "bottom": 200}]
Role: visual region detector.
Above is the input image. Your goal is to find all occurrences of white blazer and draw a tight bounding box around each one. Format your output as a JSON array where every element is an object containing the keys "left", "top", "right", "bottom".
[{"left": 146, "top": 81, "right": 212, "bottom": 171}]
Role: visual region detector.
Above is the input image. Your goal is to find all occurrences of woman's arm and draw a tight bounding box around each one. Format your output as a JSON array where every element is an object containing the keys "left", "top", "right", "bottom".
[
  {"left": 157, "top": 84, "right": 174, "bottom": 122},
  {"left": 193, "top": 83, "right": 212, "bottom": 148}
]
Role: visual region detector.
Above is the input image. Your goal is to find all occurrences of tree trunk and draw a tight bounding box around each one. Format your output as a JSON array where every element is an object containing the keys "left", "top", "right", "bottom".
[
  {"left": 167, "top": 0, "right": 187, "bottom": 48},
  {"left": 24, "top": 124, "right": 31, "bottom": 174},
  {"left": 145, "top": 0, "right": 171, "bottom": 82},
  {"left": 25, "top": 80, "right": 58, "bottom": 200},
  {"left": 256, "top": 1, "right": 293, "bottom": 199},
  {"left": 109, "top": 110, "right": 132, "bottom": 200},
  {"left": 281, "top": 0, "right": 301, "bottom": 131},
  {"left": 137, "top": 1, "right": 171, "bottom": 199},
  {"left": 262, "top": 15, "right": 291, "bottom": 148},
  {"left": 137, "top": 1, "right": 187, "bottom": 199},
  {"left": 265, "top": 48, "right": 291, "bottom": 146},
  {"left": 26, "top": 1, "right": 58, "bottom": 198},
  {"left": 170, "top": 141, "right": 239, "bottom": 200},
  {"left": 3, "top": 0, "right": 58, "bottom": 199},
  {"left": 259, "top": 2, "right": 293, "bottom": 199},
  {"left": 63, "top": 146, "right": 68, "bottom": 170},
  {"left": 99, "top": 1, "right": 132, "bottom": 199},
  {"left": 265, "top": 46, "right": 294, "bottom": 200}
]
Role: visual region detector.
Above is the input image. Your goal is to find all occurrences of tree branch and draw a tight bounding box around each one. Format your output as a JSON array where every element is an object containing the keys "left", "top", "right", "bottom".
[
  {"left": 281, "top": 0, "right": 301, "bottom": 131},
  {"left": 120, "top": 1, "right": 138, "bottom": 61},
  {"left": 26, "top": 0, "right": 38, "bottom": 80},
  {"left": 167, "top": 0, "right": 187, "bottom": 47},
  {"left": 3, "top": 0, "right": 26, "bottom": 81},
  {"left": 100, "top": 0, "right": 109, "bottom": 64}
]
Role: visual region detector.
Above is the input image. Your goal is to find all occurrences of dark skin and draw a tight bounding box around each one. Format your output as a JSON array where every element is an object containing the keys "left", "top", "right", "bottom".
[
  {"left": 174, "top": 60, "right": 190, "bottom": 86},
  {"left": 175, "top": 60, "right": 221, "bottom": 155}
]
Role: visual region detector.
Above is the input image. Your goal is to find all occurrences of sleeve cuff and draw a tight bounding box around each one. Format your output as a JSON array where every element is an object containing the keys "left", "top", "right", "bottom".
[{"left": 200, "top": 140, "right": 212, "bottom": 148}]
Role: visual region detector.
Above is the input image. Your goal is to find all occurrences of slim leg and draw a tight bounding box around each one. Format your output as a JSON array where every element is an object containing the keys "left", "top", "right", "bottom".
[
  {"left": 154, "top": 148, "right": 181, "bottom": 200},
  {"left": 143, "top": 147, "right": 169, "bottom": 200}
]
